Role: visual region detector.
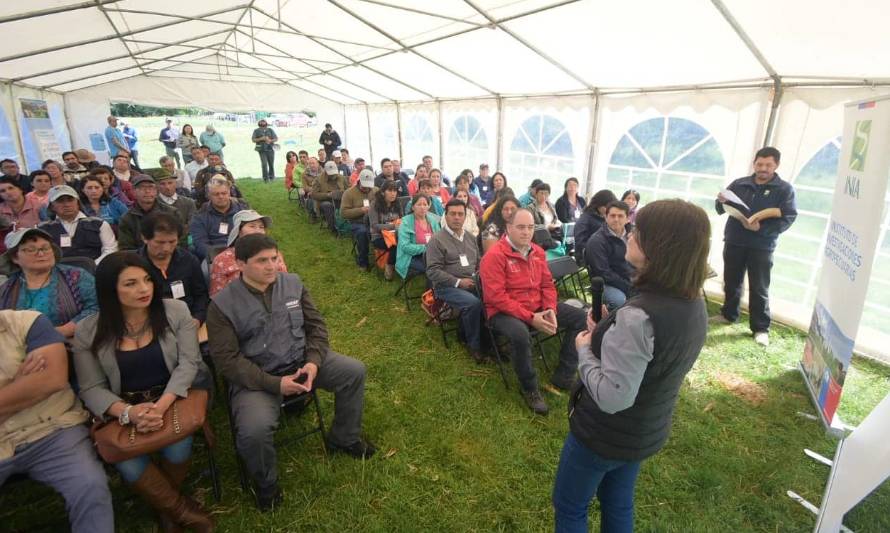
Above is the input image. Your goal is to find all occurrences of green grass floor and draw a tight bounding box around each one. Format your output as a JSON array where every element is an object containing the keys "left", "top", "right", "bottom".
[{"left": 3, "top": 179, "right": 889, "bottom": 532}]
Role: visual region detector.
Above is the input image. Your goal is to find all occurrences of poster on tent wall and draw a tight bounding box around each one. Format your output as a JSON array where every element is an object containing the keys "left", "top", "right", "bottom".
[
  {"left": 18, "top": 98, "right": 62, "bottom": 170},
  {"left": 800, "top": 95, "right": 890, "bottom": 426}
]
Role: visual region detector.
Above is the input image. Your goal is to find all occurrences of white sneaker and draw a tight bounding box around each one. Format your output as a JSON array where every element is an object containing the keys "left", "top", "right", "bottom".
[{"left": 754, "top": 332, "right": 769, "bottom": 347}]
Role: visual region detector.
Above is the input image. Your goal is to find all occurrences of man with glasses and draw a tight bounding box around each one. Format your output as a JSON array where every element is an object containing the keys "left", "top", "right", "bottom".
[{"left": 479, "top": 209, "right": 588, "bottom": 415}]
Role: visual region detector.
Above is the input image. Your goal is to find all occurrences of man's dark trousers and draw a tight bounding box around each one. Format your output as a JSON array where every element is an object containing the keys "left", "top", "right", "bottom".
[{"left": 720, "top": 243, "right": 773, "bottom": 333}]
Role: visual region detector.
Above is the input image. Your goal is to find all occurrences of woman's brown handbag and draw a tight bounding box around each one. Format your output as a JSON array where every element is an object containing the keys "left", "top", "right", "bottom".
[{"left": 90, "top": 389, "right": 209, "bottom": 463}]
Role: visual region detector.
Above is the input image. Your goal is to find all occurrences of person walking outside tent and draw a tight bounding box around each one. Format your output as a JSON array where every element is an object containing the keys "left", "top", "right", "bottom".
[
  {"left": 318, "top": 123, "right": 341, "bottom": 160},
  {"left": 104, "top": 116, "right": 129, "bottom": 160},
  {"left": 252, "top": 119, "right": 278, "bottom": 182},
  {"left": 158, "top": 119, "right": 181, "bottom": 169},
  {"left": 120, "top": 121, "right": 140, "bottom": 169},
  {"left": 713, "top": 146, "right": 797, "bottom": 347}
]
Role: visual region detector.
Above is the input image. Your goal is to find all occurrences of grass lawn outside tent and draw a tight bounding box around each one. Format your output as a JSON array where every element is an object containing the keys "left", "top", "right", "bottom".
[{"left": 2, "top": 179, "right": 889, "bottom": 532}]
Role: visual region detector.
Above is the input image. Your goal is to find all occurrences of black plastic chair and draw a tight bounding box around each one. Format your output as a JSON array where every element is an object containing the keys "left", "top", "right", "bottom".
[
  {"left": 397, "top": 196, "right": 411, "bottom": 216},
  {"left": 549, "top": 256, "right": 585, "bottom": 303},
  {"left": 58, "top": 255, "right": 96, "bottom": 275},
  {"left": 394, "top": 265, "right": 425, "bottom": 310}
]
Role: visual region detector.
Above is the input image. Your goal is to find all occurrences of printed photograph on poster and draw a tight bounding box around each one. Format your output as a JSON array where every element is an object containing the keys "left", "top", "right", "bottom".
[
  {"left": 90, "top": 133, "right": 108, "bottom": 152},
  {"left": 803, "top": 300, "right": 853, "bottom": 421},
  {"left": 19, "top": 98, "right": 49, "bottom": 119}
]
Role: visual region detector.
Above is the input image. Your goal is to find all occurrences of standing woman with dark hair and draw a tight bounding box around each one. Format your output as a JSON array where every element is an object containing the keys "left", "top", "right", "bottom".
[
  {"left": 72, "top": 252, "right": 214, "bottom": 532},
  {"left": 622, "top": 189, "right": 641, "bottom": 224},
  {"left": 552, "top": 199, "right": 711, "bottom": 533},
  {"left": 177, "top": 124, "right": 199, "bottom": 165},
  {"left": 573, "top": 189, "right": 617, "bottom": 262},
  {"left": 369, "top": 181, "right": 402, "bottom": 280},
  {"left": 556, "top": 177, "right": 587, "bottom": 223}
]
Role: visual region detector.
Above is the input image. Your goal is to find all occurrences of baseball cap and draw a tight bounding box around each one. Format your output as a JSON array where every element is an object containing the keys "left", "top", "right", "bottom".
[
  {"left": 48, "top": 185, "right": 78, "bottom": 203},
  {"left": 479, "top": 163, "right": 489, "bottom": 170},
  {"left": 131, "top": 174, "right": 156, "bottom": 187},
  {"left": 359, "top": 169, "right": 375, "bottom": 188},
  {"left": 332, "top": 150, "right": 342, "bottom": 158},
  {"left": 1, "top": 227, "right": 61, "bottom": 271},
  {"left": 323, "top": 161, "right": 338, "bottom": 175},
  {"left": 74, "top": 148, "right": 96, "bottom": 164},
  {"left": 228, "top": 210, "right": 272, "bottom": 247},
  {"left": 142, "top": 167, "right": 175, "bottom": 181}
]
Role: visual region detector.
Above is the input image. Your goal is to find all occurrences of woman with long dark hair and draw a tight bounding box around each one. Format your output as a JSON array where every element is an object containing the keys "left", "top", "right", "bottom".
[
  {"left": 480, "top": 195, "right": 521, "bottom": 254},
  {"left": 552, "top": 199, "right": 711, "bottom": 532},
  {"left": 395, "top": 193, "right": 440, "bottom": 278},
  {"left": 622, "top": 189, "right": 641, "bottom": 224},
  {"left": 177, "top": 124, "right": 199, "bottom": 164},
  {"left": 80, "top": 174, "right": 129, "bottom": 226},
  {"left": 73, "top": 252, "right": 213, "bottom": 532},
  {"left": 369, "top": 180, "right": 402, "bottom": 280},
  {"left": 555, "top": 177, "right": 587, "bottom": 223}
]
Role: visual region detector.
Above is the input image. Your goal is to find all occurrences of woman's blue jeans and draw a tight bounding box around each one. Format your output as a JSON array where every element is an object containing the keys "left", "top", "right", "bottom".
[
  {"left": 114, "top": 436, "right": 194, "bottom": 483},
  {"left": 552, "top": 432, "right": 641, "bottom": 533}
]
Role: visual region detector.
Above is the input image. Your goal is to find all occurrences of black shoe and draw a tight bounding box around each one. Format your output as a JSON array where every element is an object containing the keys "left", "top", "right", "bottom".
[
  {"left": 255, "top": 484, "right": 283, "bottom": 512},
  {"left": 469, "top": 349, "right": 489, "bottom": 365},
  {"left": 326, "top": 437, "right": 377, "bottom": 459},
  {"left": 550, "top": 372, "right": 575, "bottom": 391},
  {"left": 522, "top": 389, "right": 549, "bottom": 415}
]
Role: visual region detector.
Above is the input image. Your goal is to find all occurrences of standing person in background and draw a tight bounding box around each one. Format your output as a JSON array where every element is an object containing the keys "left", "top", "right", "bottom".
[
  {"left": 556, "top": 177, "right": 587, "bottom": 223},
  {"left": 158, "top": 119, "right": 181, "bottom": 169},
  {"left": 121, "top": 121, "right": 139, "bottom": 169},
  {"left": 177, "top": 125, "right": 199, "bottom": 165},
  {"left": 318, "top": 123, "right": 341, "bottom": 160},
  {"left": 200, "top": 125, "right": 225, "bottom": 160},
  {"left": 714, "top": 147, "right": 797, "bottom": 347},
  {"left": 622, "top": 190, "right": 640, "bottom": 224},
  {"left": 104, "top": 116, "right": 129, "bottom": 160},
  {"left": 252, "top": 120, "right": 278, "bottom": 182},
  {"left": 552, "top": 199, "right": 710, "bottom": 533}
]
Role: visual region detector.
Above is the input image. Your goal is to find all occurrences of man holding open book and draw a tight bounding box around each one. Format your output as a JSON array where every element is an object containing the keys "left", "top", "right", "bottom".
[{"left": 714, "top": 147, "right": 797, "bottom": 347}]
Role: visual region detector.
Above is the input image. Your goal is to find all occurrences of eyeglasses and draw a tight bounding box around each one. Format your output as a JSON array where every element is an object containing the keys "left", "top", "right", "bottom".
[
  {"left": 18, "top": 246, "right": 53, "bottom": 256},
  {"left": 511, "top": 224, "right": 536, "bottom": 232}
]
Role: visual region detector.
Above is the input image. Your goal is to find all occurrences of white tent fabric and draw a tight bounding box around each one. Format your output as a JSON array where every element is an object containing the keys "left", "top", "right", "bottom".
[{"left": 0, "top": 1, "right": 889, "bottom": 362}]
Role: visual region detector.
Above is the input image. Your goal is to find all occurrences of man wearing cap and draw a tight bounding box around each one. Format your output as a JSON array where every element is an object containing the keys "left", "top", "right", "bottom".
[
  {"left": 61, "top": 152, "right": 89, "bottom": 182},
  {"left": 117, "top": 174, "right": 182, "bottom": 250},
  {"left": 73, "top": 149, "right": 99, "bottom": 171},
  {"left": 340, "top": 169, "right": 378, "bottom": 271},
  {"left": 189, "top": 177, "right": 246, "bottom": 261},
  {"left": 0, "top": 308, "right": 114, "bottom": 533},
  {"left": 104, "top": 116, "right": 128, "bottom": 159},
  {"left": 332, "top": 150, "right": 349, "bottom": 177},
  {"left": 311, "top": 161, "right": 347, "bottom": 235},
  {"left": 473, "top": 164, "right": 494, "bottom": 206},
  {"left": 0, "top": 177, "right": 42, "bottom": 229},
  {"left": 209, "top": 210, "right": 287, "bottom": 296},
  {"left": 138, "top": 211, "right": 208, "bottom": 327},
  {"left": 318, "top": 123, "right": 341, "bottom": 160},
  {"left": 158, "top": 119, "right": 181, "bottom": 169},
  {"left": 120, "top": 121, "right": 139, "bottom": 169},
  {"left": 39, "top": 185, "right": 117, "bottom": 263},
  {"left": 0, "top": 159, "right": 32, "bottom": 195},
  {"left": 154, "top": 169, "right": 196, "bottom": 227},
  {"left": 252, "top": 119, "right": 278, "bottom": 182}
]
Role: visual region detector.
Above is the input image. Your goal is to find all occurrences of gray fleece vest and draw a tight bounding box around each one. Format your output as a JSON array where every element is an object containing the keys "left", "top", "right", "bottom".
[{"left": 213, "top": 273, "right": 306, "bottom": 375}]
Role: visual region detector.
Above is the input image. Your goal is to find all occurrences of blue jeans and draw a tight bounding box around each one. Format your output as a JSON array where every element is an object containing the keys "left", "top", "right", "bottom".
[
  {"left": 552, "top": 432, "right": 641, "bottom": 533},
  {"left": 409, "top": 254, "right": 426, "bottom": 274},
  {"left": 351, "top": 223, "right": 370, "bottom": 267},
  {"left": 114, "top": 436, "right": 194, "bottom": 483},
  {"left": 434, "top": 285, "right": 482, "bottom": 350},
  {"left": 603, "top": 285, "right": 627, "bottom": 311}
]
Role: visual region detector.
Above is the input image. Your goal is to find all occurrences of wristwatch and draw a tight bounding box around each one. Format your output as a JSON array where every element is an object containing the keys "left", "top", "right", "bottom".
[{"left": 119, "top": 404, "right": 133, "bottom": 426}]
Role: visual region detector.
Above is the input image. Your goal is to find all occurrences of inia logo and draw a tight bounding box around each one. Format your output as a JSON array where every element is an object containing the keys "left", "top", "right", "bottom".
[{"left": 849, "top": 120, "right": 871, "bottom": 171}]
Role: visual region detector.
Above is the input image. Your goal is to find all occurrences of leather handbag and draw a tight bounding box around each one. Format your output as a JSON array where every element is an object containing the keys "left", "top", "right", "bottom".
[{"left": 90, "top": 388, "right": 209, "bottom": 464}]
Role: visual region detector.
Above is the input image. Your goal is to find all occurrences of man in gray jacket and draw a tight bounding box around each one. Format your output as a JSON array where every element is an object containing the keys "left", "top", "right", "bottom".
[
  {"left": 426, "top": 199, "right": 484, "bottom": 363},
  {"left": 207, "top": 234, "right": 375, "bottom": 511}
]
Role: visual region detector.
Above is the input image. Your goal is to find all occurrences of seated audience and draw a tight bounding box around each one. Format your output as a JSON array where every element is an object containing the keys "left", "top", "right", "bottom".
[
  {"left": 396, "top": 193, "right": 440, "bottom": 279},
  {"left": 209, "top": 210, "right": 287, "bottom": 296},
  {"left": 341, "top": 169, "right": 377, "bottom": 271},
  {"left": 426, "top": 199, "right": 484, "bottom": 363},
  {"left": 369, "top": 181, "right": 402, "bottom": 281},
  {"left": 110, "top": 154, "right": 138, "bottom": 184},
  {"left": 348, "top": 158, "right": 366, "bottom": 187},
  {"left": 623, "top": 189, "right": 641, "bottom": 224},
  {"left": 0, "top": 158, "right": 33, "bottom": 192},
  {"left": 189, "top": 177, "right": 245, "bottom": 261},
  {"left": 79, "top": 174, "right": 129, "bottom": 226},
  {"left": 192, "top": 153, "right": 237, "bottom": 208},
  {"left": 479, "top": 209, "right": 587, "bottom": 415},
  {"left": 0, "top": 309, "right": 113, "bottom": 533},
  {"left": 25, "top": 170, "right": 52, "bottom": 208},
  {"left": 311, "top": 161, "right": 347, "bottom": 236},
  {"left": 332, "top": 150, "right": 350, "bottom": 176},
  {"left": 154, "top": 170, "right": 196, "bottom": 227},
  {"left": 72, "top": 252, "right": 213, "bottom": 531},
  {"left": 74, "top": 149, "right": 100, "bottom": 171},
  {"left": 375, "top": 158, "right": 409, "bottom": 197},
  {"left": 0, "top": 228, "right": 98, "bottom": 340},
  {"left": 585, "top": 201, "right": 636, "bottom": 310},
  {"left": 527, "top": 182, "right": 562, "bottom": 241},
  {"left": 407, "top": 165, "right": 428, "bottom": 197},
  {"left": 453, "top": 189, "right": 479, "bottom": 238},
  {"left": 301, "top": 157, "right": 321, "bottom": 220},
  {"left": 184, "top": 146, "right": 209, "bottom": 190},
  {"left": 473, "top": 164, "right": 494, "bottom": 206},
  {"left": 391, "top": 159, "right": 410, "bottom": 185},
  {"left": 40, "top": 185, "right": 117, "bottom": 263},
  {"left": 518, "top": 179, "right": 543, "bottom": 207},
  {"left": 139, "top": 212, "right": 208, "bottom": 326},
  {"left": 480, "top": 195, "right": 521, "bottom": 254},
  {"left": 207, "top": 234, "right": 375, "bottom": 511},
  {"left": 118, "top": 175, "right": 182, "bottom": 251},
  {"left": 340, "top": 148, "right": 353, "bottom": 173},
  {"left": 62, "top": 152, "right": 89, "bottom": 182},
  {"left": 405, "top": 179, "right": 444, "bottom": 217},
  {"left": 428, "top": 169, "right": 451, "bottom": 204},
  {"left": 555, "top": 177, "right": 586, "bottom": 223},
  {"left": 93, "top": 166, "right": 135, "bottom": 207},
  {"left": 481, "top": 183, "right": 514, "bottom": 224},
  {"left": 453, "top": 174, "right": 484, "bottom": 217},
  {"left": 0, "top": 176, "right": 43, "bottom": 228},
  {"left": 44, "top": 160, "right": 70, "bottom": 188},
  {"left": 160, "top": 156, "right": 191, "bottom": 192},
  {"left": 284, "top": 151, "right": 304, "bottom": 192},
  {"left": 574, "top": 189, "right": 618, "bottom": 262}
]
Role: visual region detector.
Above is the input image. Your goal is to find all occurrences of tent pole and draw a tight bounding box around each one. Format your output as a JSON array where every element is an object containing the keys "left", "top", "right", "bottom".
[
  {"left": 5, "top": 84, "right": 28, "bottom": 172},
  {"left": 437, "top": 101, "right": 445, "bottom": 173},
  {"left": 365, "top": 104, "right": 374, "bottom": 168},
  {"left": 763, "top": 79, "right": 784, "bottom": 147},
  {"left": 495, "top": 96, "right": 504, "bottom": 171},
  {"left": 395, "top": 103, "right": 404, "bottom": 161},
  {"left": 585, "top": 90, "right": 600, "bottom": 196}
]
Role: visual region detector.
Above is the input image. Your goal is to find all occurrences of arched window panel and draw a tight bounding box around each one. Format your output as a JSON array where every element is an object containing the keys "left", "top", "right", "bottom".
[
  {"left": 398, "top": 104, "right": 439, "bottom": 174},
  {"left": 368, "top": 104, "right": 399, "bottom": 169},
  {"left": 505, "top": 114, "right": 575, "bottom": 195}
]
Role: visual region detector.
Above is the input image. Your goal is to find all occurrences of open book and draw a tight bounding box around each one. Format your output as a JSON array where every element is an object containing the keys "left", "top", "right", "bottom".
[{"left": 719, "top": 189, "right": 781, "bottom": 230}]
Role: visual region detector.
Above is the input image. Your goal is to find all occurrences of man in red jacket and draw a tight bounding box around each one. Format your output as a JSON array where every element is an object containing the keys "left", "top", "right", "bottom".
[{"left": 480, "top": 209, "right": 588, "bottom": 415}]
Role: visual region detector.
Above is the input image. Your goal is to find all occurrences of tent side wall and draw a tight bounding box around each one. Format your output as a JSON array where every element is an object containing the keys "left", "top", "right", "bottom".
[{"left": 0, "top": 82, "right": 72, "bottom": 172}]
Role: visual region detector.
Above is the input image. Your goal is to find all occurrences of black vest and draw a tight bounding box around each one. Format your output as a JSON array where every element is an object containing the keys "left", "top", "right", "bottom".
[
  {"left": 40, "top": 217, "right": 104, "bottom": 260},
  {"left": 568, "top": 291, "right": 707, "bottom": 461}
]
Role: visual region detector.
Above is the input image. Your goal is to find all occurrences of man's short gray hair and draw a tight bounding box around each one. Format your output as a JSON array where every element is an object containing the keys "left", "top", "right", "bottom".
[{"left": 208, "top": 176, "right": 229, "bottom": 190}]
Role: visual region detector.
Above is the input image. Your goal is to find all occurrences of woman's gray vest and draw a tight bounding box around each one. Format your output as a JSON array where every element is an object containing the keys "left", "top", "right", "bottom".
[{"left": 213, "top": 273, "right": 307, "bottom": 375}]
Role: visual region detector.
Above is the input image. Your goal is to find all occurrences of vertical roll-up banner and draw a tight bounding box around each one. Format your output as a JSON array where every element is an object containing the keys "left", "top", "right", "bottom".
[
  {"left": 18, "top": 98, "right": 61, "bottom": 170},
  {"left": 800, "top": 95, "right": 890, "bottom": 427}
]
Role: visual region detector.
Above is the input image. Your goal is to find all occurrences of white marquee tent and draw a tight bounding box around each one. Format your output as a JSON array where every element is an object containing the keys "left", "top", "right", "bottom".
[{"left": 1, "top": 0, "right": 889, "bottom": 362}]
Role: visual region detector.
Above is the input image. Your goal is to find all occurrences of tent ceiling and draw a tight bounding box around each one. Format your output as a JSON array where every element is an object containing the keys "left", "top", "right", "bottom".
[{"left": 1, "top": 0, "right": 889, "bottom": 104}]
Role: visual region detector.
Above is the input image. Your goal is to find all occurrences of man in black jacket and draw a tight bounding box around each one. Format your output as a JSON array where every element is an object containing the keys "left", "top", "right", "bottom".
[
  {"left": 714, "top": 146, "right": 797, "bottom": 347},
  {"left": 318, "top": 123, "right": 341, "bottom": 159},
  {"left": 585, "top": 201, "right": 635, "bottom": 310}
]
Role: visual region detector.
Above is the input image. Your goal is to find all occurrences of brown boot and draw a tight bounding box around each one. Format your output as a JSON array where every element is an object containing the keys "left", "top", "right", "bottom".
[
  {"left": 157, "top": 458, "right": 191, "bottom": 533},
  {"left": 129, "top": 462, "right": 215, "bottom": 533}
]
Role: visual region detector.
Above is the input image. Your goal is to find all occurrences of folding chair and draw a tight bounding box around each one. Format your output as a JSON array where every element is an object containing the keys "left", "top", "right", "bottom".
[
  {"left": 549, "top": 255, "right": 586, "bottom": 303},
  {"left": 395, "top": 266, "right": 425, "bottom": 310},
  {"left": 397, "top": 196, "right": 411, "bottom": 216},
  {"left": 58, "top": 255, "right": 96, "bottom": 275}
]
